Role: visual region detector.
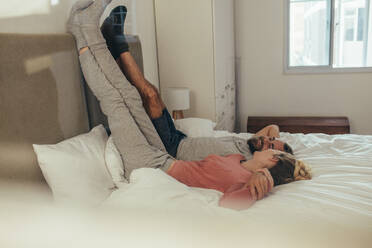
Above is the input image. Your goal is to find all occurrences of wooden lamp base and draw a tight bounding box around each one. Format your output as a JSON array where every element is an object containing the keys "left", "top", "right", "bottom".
[{"left": 172, "top": 110, "right": 184, "bottom": 120}]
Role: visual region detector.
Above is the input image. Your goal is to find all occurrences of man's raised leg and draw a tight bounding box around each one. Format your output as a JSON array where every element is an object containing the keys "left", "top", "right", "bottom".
[
  {"left": 113, "top": 51, "right": 187, "bottom": 158},
  {"left": 118, "top": 52, "right": 165, "bottom": 119},
  {"left": 98, "top": 4, "right": 186, "bottom": 157},
  {"left": 100, "top": 5, "right": 165, "bottom": 120}
]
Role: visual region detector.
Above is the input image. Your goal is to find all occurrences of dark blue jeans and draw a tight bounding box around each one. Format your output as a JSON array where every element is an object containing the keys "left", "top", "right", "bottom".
[{"left": 151, "top": 109, "right": 187, "bottom": 157}]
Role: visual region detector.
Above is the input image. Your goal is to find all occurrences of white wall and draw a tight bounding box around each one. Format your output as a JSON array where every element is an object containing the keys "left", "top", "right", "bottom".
[
  {"left": 154, "top": 0, "right": 216, "bottom": 121},
  {"left": 0, "top": 0, "right": 160, "bottom": 88},
  {"left": 234, "top": 0, "right": 372, "bottom": 135}
]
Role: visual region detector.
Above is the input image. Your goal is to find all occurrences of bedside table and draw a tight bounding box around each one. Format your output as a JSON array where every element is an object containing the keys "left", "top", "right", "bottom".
[{"left": 247, "top": 116, "right": 350, "bottom": 135}]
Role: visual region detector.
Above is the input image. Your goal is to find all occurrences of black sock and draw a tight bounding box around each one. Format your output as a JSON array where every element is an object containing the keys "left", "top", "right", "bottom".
[{"left": 101, "top": 5, "right": 129, "bottom": 59}]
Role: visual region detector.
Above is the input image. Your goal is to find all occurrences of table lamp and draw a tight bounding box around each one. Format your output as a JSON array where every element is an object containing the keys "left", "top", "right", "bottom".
[{"left": 163, "top": 87, "right": 190, "bottom": 119}]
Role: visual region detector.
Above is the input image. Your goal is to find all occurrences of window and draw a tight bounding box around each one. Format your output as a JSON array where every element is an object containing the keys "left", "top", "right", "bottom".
[{"left": 286, "top": 0, "right": 372, "bottom": 72}]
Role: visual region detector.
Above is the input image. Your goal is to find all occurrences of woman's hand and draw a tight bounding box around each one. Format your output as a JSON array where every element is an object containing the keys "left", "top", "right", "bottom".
[{"left": 244, "top": 170, "right": 273, "bottom": 200}]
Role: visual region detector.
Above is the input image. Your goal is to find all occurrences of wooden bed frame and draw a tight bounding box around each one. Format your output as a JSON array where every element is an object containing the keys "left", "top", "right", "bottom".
[{"left": 247, "top": 116, "right": 350, "bottom": 135}]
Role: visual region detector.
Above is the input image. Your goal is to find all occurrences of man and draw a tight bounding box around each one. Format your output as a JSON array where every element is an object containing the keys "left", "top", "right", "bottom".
[{"left": 99, "top": 5, "right": 294, "bottom": 162}]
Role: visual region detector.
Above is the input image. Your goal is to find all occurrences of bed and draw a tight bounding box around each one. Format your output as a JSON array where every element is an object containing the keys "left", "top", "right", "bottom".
[
  {"left": 101, "top": 129, "right": 372, "bottom": 246},
  {"left": 0, "top": 33, "right": 371, "bottom": 248}
]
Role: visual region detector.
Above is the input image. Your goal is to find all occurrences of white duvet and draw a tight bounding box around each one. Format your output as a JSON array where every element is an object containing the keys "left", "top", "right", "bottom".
[
  {"left": 103, "top": 131, "right": 372, "bottom": 247},
  {"left": 2, "top": 132, "right": 372, "bottom": 248}
]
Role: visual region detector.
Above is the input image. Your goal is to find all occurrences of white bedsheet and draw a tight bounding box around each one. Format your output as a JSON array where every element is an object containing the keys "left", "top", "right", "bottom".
[{"left": 103, "top": 131, "right": 372, "bottom": 247}]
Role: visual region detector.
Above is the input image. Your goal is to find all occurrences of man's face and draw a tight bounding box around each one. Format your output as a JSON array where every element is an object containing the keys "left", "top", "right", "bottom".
[{"left": 248, "top": 136, "right": 285, "bottom": 153}]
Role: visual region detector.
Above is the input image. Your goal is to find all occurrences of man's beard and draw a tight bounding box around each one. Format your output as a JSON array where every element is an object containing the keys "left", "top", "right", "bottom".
[{"left": 247, "top": 136, "right": 264, "bottom": 153}]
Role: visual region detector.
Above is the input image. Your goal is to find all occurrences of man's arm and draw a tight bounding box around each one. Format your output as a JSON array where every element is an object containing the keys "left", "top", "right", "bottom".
[{"left": 254, "top": 124, "right": 280, "bottom": 138}]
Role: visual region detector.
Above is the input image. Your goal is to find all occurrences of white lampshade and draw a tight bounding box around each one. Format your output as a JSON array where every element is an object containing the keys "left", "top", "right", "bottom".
[{"left": 163, "top": 87, "right": 190, "bottom": 111}]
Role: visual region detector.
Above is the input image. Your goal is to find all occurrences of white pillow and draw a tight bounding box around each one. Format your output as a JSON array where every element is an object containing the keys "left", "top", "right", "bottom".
[
  {"left": 105, "top": 136, "right": 128, "bottom": 187},
  {"left": 33, "top": 125, "right": 115, "bottom": 206},
  {"left": 174, "top": 118, "right": 216, "bottom": 137}
]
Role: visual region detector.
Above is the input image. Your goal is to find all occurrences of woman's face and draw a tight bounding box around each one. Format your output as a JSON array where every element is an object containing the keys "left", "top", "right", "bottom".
[{"left": 253, "top": 149, "right": 282, "bottom": 169}]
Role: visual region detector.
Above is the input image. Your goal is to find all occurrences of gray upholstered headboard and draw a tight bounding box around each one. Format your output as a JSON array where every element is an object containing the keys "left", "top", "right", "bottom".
[{"left": 0, "top": 33, "right": 143, "bottom": 188}]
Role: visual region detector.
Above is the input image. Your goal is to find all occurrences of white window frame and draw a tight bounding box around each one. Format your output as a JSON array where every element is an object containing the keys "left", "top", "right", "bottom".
[{"left": 284, "top": 0, "right": 372, "bottom": 74}]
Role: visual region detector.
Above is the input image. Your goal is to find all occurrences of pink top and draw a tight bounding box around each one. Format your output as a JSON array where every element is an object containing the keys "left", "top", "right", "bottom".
[{"left": 167, "top": 154, "right": 270, "bottom": 210}]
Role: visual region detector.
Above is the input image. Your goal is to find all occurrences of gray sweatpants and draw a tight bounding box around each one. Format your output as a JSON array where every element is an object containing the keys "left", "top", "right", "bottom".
[
  {"left": 79, "top": 45, "right": 174, "bottom": 177},
  {"left": 176, "top": 136, "right": 253, "bottom": 162}
]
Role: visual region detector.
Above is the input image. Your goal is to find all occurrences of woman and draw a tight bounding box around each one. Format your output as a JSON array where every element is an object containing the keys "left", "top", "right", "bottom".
[{"left": 167, "top": 150, "right": 312, "bottom": 210}]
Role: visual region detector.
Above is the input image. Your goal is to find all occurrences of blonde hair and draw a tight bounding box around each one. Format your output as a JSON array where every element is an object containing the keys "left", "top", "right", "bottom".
[{"left": 293, "top": 160, "right": 312, "bottom": 181}]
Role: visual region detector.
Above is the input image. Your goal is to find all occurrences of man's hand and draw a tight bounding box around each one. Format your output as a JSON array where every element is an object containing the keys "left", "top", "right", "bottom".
[
  {"left": 244, "top": 169, "right": 274, "bottom": 200},
  {"left": 254, "top": 124, "right": 280, "bottom": 138}
]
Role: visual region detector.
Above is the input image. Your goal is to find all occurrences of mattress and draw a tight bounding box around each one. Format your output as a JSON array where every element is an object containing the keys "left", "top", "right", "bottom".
[
  {"left": 2, "top": 131, "right": 371, "bottom": 248},
  {"left": 101, "top": 131, "right": 372, "bottom": 247}
]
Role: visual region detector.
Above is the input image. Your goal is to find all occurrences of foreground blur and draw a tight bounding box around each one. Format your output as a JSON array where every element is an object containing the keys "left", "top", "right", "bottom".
[{"left": 1, "top": 180, "right": 371, "bottom": 248}]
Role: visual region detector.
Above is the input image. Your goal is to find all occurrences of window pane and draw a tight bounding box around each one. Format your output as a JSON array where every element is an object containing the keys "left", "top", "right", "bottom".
[
  {"left": 333, "top": 0, "right": 371, "bottom": 67},
  {"left": 289, "top": 0, "right": 331, "bottom": 66},
  {"left": 357, "top": 8, "right": 365, "bottom": 41},
  {"left": 344, "top": 17, "right": 355, "bottom": 41}
]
